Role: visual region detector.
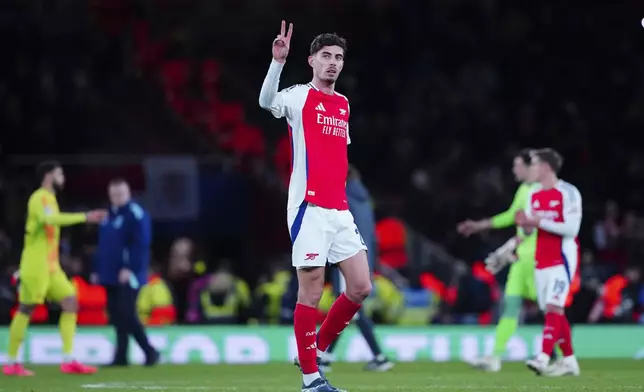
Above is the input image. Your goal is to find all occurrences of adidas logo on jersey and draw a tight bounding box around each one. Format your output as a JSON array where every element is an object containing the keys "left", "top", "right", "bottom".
[{"left": 315, "top": 103, "right": 326, "bottom": 112}]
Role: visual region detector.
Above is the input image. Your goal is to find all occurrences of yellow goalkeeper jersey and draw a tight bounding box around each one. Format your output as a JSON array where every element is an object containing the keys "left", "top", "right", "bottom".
[{"left": 21, "top": 188, "right": 86, "bottom": 273}]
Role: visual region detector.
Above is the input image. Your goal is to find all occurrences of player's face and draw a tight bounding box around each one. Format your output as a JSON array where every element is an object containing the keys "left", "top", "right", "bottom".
[
  {"left": 529, "top": 157, "right": 546, "bottom": 182},
  {"left": 109, "top": 183, "right": 131, "bottom": 207},
  {"left": 52, "top": 167, "right": 65, "bottom": 191},
  {"left": 309, "top": 45, "right": 344, "bottom": 84},
  {"left": 512, "top": 157, "right": 529, "bottom": 182}
]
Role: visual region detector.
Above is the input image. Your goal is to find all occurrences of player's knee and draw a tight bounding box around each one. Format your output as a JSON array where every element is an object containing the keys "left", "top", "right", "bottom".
[
  {"left": 545, "top": 303, "right": 564, "bottom": 314},
  {"left": 346, "top": 279, "right": 372, "bottom": 303},
  {"left": 501, "top": 296, "right": 522, "bottom": 319},
  {"left": 60, "top": 296, "right": 78, "bottom": 313},
  {"left": 296, "top": 268, "right": 325, "bottom": 307},
  {"left": 18, "top": 303, "right": 35, "bottom": 315}
]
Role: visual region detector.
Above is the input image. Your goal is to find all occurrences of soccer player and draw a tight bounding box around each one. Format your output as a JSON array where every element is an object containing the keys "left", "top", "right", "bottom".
[
  {"left": 3, "top": 161, "right": 107, "bottom": 376},
  {"left": 259, "top": 21, "right": 372, "bottom": 392},
  {"left": 457, "top": 149, "right": 538, "bottom": 372},
  {"left": 518, "top": 149, "right": 581, "bottom": 377}
]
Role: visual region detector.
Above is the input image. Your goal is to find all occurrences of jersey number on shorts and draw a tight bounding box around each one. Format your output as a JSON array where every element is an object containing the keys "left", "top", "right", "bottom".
[{"left": 553, "top": 279, "right": 567, "bottom": 295}]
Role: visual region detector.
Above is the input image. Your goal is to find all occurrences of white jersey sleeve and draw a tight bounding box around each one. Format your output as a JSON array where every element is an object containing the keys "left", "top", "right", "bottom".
[
  {"left": 538, "top": 181, "right": 582, "bottom": 237},
  {"left": 258, "top": 60, "right": 294, "bottom": 119}
]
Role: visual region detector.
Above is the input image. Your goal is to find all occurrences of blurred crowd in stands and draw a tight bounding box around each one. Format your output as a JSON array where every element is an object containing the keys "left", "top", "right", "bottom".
[{"left": 1, "top": 0, "right": 644, "bottom": 326}]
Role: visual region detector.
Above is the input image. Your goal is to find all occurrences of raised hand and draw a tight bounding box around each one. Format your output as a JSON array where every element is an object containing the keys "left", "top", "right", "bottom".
[
  {"left": 272, "top": 20, "right": 293, "bottom": 63},
  {"left": 86, "top": 209, "right": 108, "bottom": 223}
]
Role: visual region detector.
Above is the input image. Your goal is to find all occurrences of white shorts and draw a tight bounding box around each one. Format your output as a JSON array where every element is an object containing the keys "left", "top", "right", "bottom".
[
  {"left": 287, "top": 202, "right": 367, "bottom": 268},
  {"left": 535, "top": 264, "right": 575, "bottom": 310}
]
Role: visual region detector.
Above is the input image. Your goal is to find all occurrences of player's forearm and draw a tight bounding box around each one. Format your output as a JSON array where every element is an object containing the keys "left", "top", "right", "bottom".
[
  {"left": 44, "top": 212, "right": 87, "bottom": 227},
  {"left": 258, "top": 59, "right": 284, "bottom": 109},
  {"left": 490, "top": 210, "right": 515, "bottom": 229},
  {"left": 538, "top": 218, "right": 581, "bottom": 237}
]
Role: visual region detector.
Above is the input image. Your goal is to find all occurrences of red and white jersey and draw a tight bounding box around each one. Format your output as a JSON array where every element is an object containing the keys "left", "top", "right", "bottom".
[
  {"left": 260, "top": 60, "right": 351, "bottom": 210},
  {"left": 525, "top": 180, "right": 582, "bottom": 270}
]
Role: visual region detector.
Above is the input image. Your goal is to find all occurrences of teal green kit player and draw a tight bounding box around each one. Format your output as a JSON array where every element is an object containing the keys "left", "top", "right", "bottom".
[{"left": 457, "top": 149, "right": 537, "bottom": 372}]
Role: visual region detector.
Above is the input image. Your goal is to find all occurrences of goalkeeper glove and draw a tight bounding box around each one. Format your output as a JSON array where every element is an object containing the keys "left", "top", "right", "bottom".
[{"left": 484, "top": 237, "right": 519, "bottom": 274}]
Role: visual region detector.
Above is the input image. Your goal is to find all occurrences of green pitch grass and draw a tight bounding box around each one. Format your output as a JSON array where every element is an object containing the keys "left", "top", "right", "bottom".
[{"left": 1, "top": 360, "right": 642, "bottom": 392}]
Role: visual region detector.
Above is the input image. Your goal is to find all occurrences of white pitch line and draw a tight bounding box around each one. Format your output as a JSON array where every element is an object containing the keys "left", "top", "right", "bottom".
[{"left": 79, "top": 384, "right": 644, "bottom": 391}]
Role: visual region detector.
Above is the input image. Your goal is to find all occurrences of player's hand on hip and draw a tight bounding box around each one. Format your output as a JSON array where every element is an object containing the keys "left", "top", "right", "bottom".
[
  {"left": 272, "top": 20, "right": 293, "bottom": 63},
  {"left": 119, "top": 268, "right": 132, "bottom": 284},
  {"left": 86, "top": 209, "right": 108, "bottom": 223}
]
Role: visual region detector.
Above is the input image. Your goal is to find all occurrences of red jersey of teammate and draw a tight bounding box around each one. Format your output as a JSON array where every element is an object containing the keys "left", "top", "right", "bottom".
[
  {"left": 260, "top": 60, "right": 351, "bottom": 211},
  {"left": 526, "top": 180, "right": 582, "bottom": 270}
]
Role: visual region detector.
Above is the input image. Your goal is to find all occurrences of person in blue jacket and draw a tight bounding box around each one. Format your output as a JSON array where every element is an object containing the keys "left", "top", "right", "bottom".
[
  {"left": 93, "top": 178, "right": 159, "bottom": 367},
  {"left": 323, "top": 165, "right": 394, "bottom": 372}
]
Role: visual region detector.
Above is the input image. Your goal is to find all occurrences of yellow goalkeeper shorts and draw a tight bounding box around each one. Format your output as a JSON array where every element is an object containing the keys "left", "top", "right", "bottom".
[{"left": 19, "top": 268, "right": 76, "bottom": 305}]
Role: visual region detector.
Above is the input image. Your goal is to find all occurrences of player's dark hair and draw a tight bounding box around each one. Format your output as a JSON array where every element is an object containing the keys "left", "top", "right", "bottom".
[
  {"left": 532, "top": 148, "right": 563, "bottom": 173},
  {"left": 310, "top": 33, "right": 347, "bottom": 56},
  {"left": 515, "top": 148, "right": 533, "bottom": 165},
  {"left": 36, "top": 160, "right": 61, "bottom": 182},
  {"left": 108, "top": 177, "right": 128, "bottom": 187}
]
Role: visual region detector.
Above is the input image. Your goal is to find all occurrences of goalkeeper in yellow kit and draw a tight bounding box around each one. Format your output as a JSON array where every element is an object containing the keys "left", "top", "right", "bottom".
[{"left": 3, "top": 161, "right": 107, "bottom": 377}]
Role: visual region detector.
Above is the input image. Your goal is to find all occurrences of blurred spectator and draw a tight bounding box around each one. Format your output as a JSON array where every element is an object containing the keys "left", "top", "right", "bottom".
[
  {"left": 588, "top": 266, "right": 643, "bottom": 323},
  {"left": 593, "top": 200, "right": 620, "bottom": 251},
  {"left": 254, "top": 261, "right": 290, "bottom": 324},
  {"left": 442, "top": 261, "right": 499, "bottom": 325},
  {"left": 0, "top": 264, "right": 17, "bottom": 324},
  {"left": 274, "top": 135, "right": 291, "bottom": 187},
  {"left": 620, "top": 212, "right": 644, "bottom": 269},
  {"left": 166, "top": 237, "right": 203, "bottom": 320},
  {"left": 593, "top": 200, "right": 623, "bottom": 265},
  {"left": 137, "top": 264, "right": 176, "bottom": 326},
  {"left": 185, "top": 264, "right": 251, "bottom": 324}
]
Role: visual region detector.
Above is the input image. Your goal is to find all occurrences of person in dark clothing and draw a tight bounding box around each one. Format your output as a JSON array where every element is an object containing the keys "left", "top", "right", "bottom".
[
  {"left": 323, "top": 165, "right": 394, "bottom": 372},
  {"left": 93, "top": 179, "right": 159, "bottom": 367}
]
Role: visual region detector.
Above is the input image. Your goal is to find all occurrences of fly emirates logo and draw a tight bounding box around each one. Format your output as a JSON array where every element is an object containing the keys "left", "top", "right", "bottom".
[
  {"left": 317, "top": 113, "right": 348, "bottom": 139},
  {"left": 534, "top": 210, "right": 560, "bottom": 221}
]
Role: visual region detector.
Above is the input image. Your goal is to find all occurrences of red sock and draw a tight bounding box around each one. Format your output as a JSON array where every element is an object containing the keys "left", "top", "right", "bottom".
[
  {"left": 541, "top": 312, "right": 560, "bottom": 356},
  {"left": 294, "top": 303, "right": 319, "bottom": 374},
  {"left": 317, "top": 293, "right": 361, "bottom": 352},
  {"left": 558, "top": 315, "right": 574, "bottom": 356}
]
